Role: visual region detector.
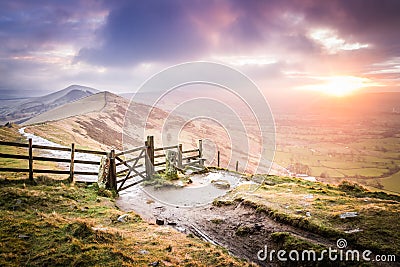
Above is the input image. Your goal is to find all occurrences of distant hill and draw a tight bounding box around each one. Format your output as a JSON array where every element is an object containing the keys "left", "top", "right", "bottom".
[
  {"left": 23, "top": 91, "right": 178, "bottom": 150},
  {"left": 0, "top": 85, "right": 99, "bottom": 124},
  {"left": 22, "top": 92, "right": 107, "bottom": 125},
  {"left": 23, "top": 91, "right": 279, "bottom": 174}
]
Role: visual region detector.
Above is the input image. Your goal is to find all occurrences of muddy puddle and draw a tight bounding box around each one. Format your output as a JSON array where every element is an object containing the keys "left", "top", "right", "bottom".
[
  {"left": 117, "top": 170, "right": 246, "bottom": 217},
  {"left": 117, "top": 171, "right": 270, "bottom": 265},
  {"left": 117, "top": 170, "right": 336, "bottom": 266}
]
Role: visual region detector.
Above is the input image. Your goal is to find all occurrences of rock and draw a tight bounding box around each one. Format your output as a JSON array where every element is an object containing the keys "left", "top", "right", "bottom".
[
  {"left": 211, "top": 179, "right": 230, "bottom": 189},
  {"left": 303, "top": 194, "right": 314, "bottom": 199},
  {"left": 139, "top": 249, "right": 149, "bottom": 255},
  {"left": 117, "top": 214, "right": 129, "bottom": 223},
  {"left": 146, "top": 199, "right": 155, "bottom": 204},
  {"left": 340, "top": 212, "right": 358, "bottom": 219},
  {"left": 165, "top": 150, "right": 178, "bottom": 177},
  {"left": 92, "top": 227, "right": 108, "bottom": 231},
  {"left": 184, "top": 169, "right": 193, "bottom": 175},
  {"left": 254, "top": 223, "right": 262, "bottom": 231},
  {"left": 344, "top": 228, "right": 363, "bottom": 234},
  {"left": 175, "top": 226, "right": 186, "bottom": 232},
  {"left": 18, "top": 234, "right": 29, "bottom": 239},
  {"left": 306, "top": 211, "right": 311, "bottom": 217},
  {"left": 148, "top": 261, "right": 159, "bottom": 266},
  {"left": 98, "top": 155, "right": 110, "bottom": 188},
  {"left": 156, "top": 218, "right": 164, "bottom": 225}
]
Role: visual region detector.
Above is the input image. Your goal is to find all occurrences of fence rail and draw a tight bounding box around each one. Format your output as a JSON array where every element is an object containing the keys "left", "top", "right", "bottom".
[
  {"left": 0, "top": 139, "right": 104, "bottom": 182},
  {"left": 0, "top": 136, "right": 205, "bottom": 193}
]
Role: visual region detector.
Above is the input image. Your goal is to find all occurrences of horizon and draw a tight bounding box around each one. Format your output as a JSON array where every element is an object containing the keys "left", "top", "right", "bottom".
[{"left": 1, "top": 1, "right": 399, "bottom": 99}]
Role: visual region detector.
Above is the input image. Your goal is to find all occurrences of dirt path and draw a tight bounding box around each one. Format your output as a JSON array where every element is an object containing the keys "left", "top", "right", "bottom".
[{"left": 116, "top": 185, "right": 336, "bottom": 266}]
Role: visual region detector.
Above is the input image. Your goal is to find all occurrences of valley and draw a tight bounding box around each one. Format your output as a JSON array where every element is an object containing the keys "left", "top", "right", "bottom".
[
  {"left": 4, "top": 86, "right": 400, "bottom": 193},
  {"left": 1, "top": 85, "right": 399, "bottom": 266},
  {"left": 273, "top": 112, "right": 400, "bottom": 193}
]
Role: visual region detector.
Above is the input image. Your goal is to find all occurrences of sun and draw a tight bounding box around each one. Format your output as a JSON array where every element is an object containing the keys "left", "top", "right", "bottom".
[{"left": 296, "top": 76, "right": 377, "bottom": 97}]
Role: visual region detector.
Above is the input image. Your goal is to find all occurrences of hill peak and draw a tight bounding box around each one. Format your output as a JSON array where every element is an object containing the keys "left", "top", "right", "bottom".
[{"left": 22, "top": 90, "right": 128, "bottom": 125}]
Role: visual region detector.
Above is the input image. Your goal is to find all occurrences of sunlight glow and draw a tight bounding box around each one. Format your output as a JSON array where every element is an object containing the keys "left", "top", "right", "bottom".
[{"left": 295, "top": 76, "right": 378, "bottom": 97}]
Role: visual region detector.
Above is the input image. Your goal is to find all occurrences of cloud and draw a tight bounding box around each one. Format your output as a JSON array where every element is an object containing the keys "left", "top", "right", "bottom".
[
  {"left": 75, "top": 0, "right": 322, "bottom": 66},
  {"left": 76, "top": 0, "right": 209, "bottom": 66},
  {"left": 300, "top": 0, "right": 400, "bottom": 58},
  {"left": 0, "top": 0, "right": 107, "bottom": 56},
  {"left": 1, "top": 0, "right": 399, "bottom": 96},
  {"left": 0, "top": 0, "right": 108, "bottom": 95}
]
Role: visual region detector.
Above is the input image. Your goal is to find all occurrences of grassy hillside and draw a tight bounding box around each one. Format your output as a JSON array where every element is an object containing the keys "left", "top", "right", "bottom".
[
  {"left": 0, "top": 125, "right": 61, "bottom": 179},
  {"left": 0, "top": 180, "right": 253, "bottom": 266},
  {"left": 0, "top": 126, "right": 252, "bottom": 267},
  {"left": 0, "top": 85, "right": 99, "bottom": 124},
  {"left": 215, "top": 175, "right": 400, "bottom": 257},
  {"left": 22, "top": 91, "right": 107, "bottom": 126},
  {"left": 1, "top": 121, "right": 399, "bottom": 266}
]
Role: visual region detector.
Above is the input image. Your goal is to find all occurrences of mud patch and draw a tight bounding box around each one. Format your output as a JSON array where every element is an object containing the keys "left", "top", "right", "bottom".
[{"left": 117, "top": 179, "right": 336, "bottom": 266}]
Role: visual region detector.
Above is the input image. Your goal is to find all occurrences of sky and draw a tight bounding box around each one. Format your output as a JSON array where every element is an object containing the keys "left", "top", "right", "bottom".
[{"left": 0, "top": 0, "right": 399, "bottom": 99}]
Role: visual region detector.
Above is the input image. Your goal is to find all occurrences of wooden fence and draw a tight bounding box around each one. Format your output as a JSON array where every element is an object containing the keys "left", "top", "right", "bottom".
[
  {"left": 0, "top": 136, "right": 205, "bottom": 192},
  {"left": 0, "top": 139, "right": 106, "bottom": 182}
]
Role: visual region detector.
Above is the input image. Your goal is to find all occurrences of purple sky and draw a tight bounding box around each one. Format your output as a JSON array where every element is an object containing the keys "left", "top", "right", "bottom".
[{"left": 0, "top": 0, "right": 399, "bottom": 98}]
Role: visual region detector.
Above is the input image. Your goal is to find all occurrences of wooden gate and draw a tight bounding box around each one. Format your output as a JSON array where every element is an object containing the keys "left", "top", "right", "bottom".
[
  {"left": 114, "top": 145, "right": 147, "bottom": 192},
  {"left": 109, "top": 136, "right": 205, "bottom": 193}
]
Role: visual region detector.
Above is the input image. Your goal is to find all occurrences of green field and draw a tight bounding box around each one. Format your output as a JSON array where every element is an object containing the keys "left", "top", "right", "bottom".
[{"left": 274, "top": 113, "right": 400, "bottom": 193}]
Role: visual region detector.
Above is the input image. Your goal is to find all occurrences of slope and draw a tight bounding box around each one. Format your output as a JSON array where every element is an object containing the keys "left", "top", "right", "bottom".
[{"left": 0, "top": 85, "right": 99, "bottom": 124}]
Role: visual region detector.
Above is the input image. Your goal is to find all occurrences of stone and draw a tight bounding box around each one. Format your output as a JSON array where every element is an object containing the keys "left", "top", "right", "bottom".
[
  {"left": 98, "top": 155, "right": 110, "bottom": 188},
  {"left": 344, "top": 228, "right": 363, "bottom": 234},
  {"left": 340, "top": 212, "right": 358, "bottom": 219},
  {"left": 165, "top": 150, "right": 178, "bottom": 177},
  {"left": 211, "top": 179, "right": 230, "bottom": 189},
  {"left": 18, "top": 234, "right": 29, "bottom": 239},
  {"left": 139, "top": 250, "right": 149, "bottom": 255},
  {"left": 117, "top": 214, "right": 129, "bottom": 223},
  {"left": 156, "top": 218, "right": 164, "bottom": 225}
]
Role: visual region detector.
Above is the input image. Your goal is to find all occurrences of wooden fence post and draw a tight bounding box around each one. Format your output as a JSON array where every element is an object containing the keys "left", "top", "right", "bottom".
[
  {"left": 109, "top": 149, "right": 117, "bottom": 191},
  {"left": 69, "top": 143, "right": 75, "bottom": 182},
  {"left": 28, "top": 138, "right": 33, "bottom": 181},
  {"left": 177, "top": 144, "right": 183, "bottom": 168},
  {"left": 198, "top": 139, "right": 203, "bottom": 158},
  {"left": 236, "top": 161, "right": 239, "bottom": 172},
  {"left": 217, "top": 151, "right": 220, "bottom": 167},
  {"left": 145, "top": 136, "right": 154, "bottom": 179}
]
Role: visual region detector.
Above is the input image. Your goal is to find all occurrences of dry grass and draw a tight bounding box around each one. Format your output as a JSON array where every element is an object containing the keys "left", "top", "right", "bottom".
[
  {"left": 216, "top": 175, "right": 400, "bottom": 256},
  {"left": 0, "top": 179, "right": 253, "bottom": 266}
]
